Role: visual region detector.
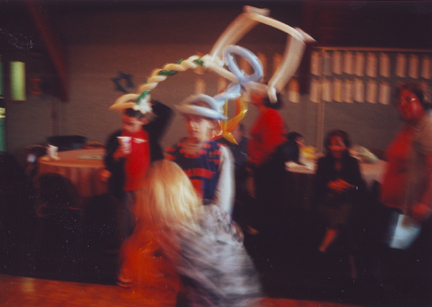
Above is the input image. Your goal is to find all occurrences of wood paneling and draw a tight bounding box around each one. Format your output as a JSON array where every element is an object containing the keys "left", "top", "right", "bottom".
[{"left": 0, "top": 274, "right": 362, "bottom": 307}]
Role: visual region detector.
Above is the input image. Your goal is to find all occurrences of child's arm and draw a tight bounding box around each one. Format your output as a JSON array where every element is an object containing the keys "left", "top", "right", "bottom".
[
  {"left": 212, "top": 146, "right": 235, "bottom": 215},
  {"left": 145, "top": 100, "right": 174, "bottom": 141},
  {"left": 104, "top": 131, "right": 125, "bottom": 175}
]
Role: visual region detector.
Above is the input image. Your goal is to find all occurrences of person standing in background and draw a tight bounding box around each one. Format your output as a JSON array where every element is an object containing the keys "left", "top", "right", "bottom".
[
  {"left": 218, "top": 123, "right": 249, "bottom": 224},
  {"left": 378, "top": 82, "right": 432, "bottom": 300},
  {"left": 246, "top": 91, "right": 288, "bottom": 232}
]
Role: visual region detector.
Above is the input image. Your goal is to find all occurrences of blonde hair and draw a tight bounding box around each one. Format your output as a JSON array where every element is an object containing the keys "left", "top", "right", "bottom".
[{"left": 135, "top": 160, "right": 202, "bottom": 228}]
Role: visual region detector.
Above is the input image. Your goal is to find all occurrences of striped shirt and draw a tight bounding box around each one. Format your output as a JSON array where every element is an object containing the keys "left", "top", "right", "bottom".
[{"left": 166, "top": 138, "right": 222, "bottom": 203}]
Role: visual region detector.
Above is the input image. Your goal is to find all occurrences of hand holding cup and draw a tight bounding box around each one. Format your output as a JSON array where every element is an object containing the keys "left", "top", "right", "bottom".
[{"left": 115, "top": 136, "right": 132, "bottom": 159}]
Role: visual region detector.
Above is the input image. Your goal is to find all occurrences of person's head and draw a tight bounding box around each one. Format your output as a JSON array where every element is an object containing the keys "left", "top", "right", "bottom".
[
  {"left": 176, "top": 95, "right": 226, "bottom": 143},
  {"left": 135, "top": 160, "right": 202, "bottom": 228},
  {"left": 183, "top": 110, "right": 216, "bottom": 143},
  {"left": 395, "top": 82, "right": 431, "bottom": 124},
  {"left": 121, "top": 108, "right": 148, "bottom": 134},
  {"left": 250, "top": 90, "right": 284, "bottom": 110},
  {"left": 263, "top": 93, "right": 284, "bottom": 110},
  {"left": 232, "top": 123, "right": 245, "bottom": 143},
  {"left": 324, "top": 130, "right": 351, "bottom": 159},
  {"left": 288, "top": 132, "right": 304, "bottom": 148}
]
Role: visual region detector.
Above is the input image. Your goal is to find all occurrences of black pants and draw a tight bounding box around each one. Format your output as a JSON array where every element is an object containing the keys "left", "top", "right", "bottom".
[
  {"left": 112, "top": 191, "right": 136, "bottom": 248},
  {"left": 251, "top": 157, "right": 287, "bottom": 231},
  {"left": 377, "top": 205, "right": 432, "bottom": 298}
]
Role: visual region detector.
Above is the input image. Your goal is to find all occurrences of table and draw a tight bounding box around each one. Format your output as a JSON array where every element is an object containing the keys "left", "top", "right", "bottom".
[
  {"left": 287, "top": 159, "right": 387, "bottom": 189},
  {"left": 286, "top": 159, "right": 388, "bottom": 210},
  {"left": 38, "top": 148, "right": 107, "bottom": 198}
]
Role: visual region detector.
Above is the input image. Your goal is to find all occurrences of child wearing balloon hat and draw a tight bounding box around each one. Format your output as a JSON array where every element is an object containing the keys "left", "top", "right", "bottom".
[
  {"left": 166, "top": 94, "right": 234, "bottom": 215},
  {"left": 104, "top": 97, "right": 173, "bottom": 249}
]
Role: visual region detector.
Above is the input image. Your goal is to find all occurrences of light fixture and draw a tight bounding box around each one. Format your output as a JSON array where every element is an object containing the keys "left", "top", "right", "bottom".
[
  {"left": 0, "top": 59, "right": 3, "bottom": 98},
  {"left": 10, "top": 61, "right": 26, "bottom": 101}
]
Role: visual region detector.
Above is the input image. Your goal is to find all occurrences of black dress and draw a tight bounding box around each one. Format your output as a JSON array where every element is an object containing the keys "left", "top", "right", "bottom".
[{"left": 313, "top": 151, "right": 366, "bottom": 227}]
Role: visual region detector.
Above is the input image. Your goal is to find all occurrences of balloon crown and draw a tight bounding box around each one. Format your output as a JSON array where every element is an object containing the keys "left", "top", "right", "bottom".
[
  {"left": 175, "top": 45, "right": 265, "bottom": 120},
  {"left": 109, "top": 5, "right": 314, "bottom": 114}
]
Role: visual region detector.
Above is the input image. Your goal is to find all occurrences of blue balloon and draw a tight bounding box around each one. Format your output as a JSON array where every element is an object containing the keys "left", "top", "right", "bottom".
[
  {"left": 223, "top": 45, "right": 264, "bottom": 84},
  {"left": 175, "top": 45, "right": 265, "bottom": 120}
]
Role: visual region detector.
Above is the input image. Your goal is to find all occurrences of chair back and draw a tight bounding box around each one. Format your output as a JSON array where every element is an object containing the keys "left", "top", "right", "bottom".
[
  {"left": 1, "top": 152, "right": 34, "bottom": 255},
  {"left": 34, "top": 173, "right": 84, "bottom": 258},
  {"left": 0, "top": 152, "right": 27, "bottom": 195},
  {"left": 24, "top": 145, "right": 47, "bottom": 179}
]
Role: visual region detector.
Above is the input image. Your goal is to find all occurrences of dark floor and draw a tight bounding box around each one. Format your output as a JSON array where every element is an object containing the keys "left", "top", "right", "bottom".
[{"left": 1, "top": 188, "right": 432, "bottom": 307}]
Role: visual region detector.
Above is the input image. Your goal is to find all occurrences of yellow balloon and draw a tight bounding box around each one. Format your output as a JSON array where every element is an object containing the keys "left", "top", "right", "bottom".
[{"left": 214, "top": 97, "right": 248, "bottom": 145}]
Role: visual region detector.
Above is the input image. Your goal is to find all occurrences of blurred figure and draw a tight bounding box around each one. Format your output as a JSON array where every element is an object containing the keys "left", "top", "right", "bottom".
[
  {"left": 116, "top": 216, "right": 179, "bottom": 292},
  {"left": 378, "top": 82, "right": 432, "bottom": 296},
  {"left": 104, "top": 101, "right": 172, "bottom": 250},
  {"left": 218, "top": 123, "right": 249, "bottom": 223},
  {"left": 220, "top": 123, "right": 249, "bottom": 179},
  {"left": 285, "top": 131, "right": 305, "bottom": 164},
  {"left": 166, "top": 96, "right": 234, "bottom": 214},
  {"left": 313, "top": 130, "right": 366, "bottom": 277},
  {"left": 129, "top": 160, "right": 262, "bottom": 306},
  {"left": 246, "top": 91, "right": 288, "bottom": 231}
]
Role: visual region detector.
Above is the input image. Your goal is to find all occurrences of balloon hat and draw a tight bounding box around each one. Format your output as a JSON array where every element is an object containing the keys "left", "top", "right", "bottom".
[
  {"left": 176, "top": 95, "right": 228, "bottom": 121},
  {"left": 110, "top": 5, "right": 314, "bottom": 114},
  {"left": 176, "top": 45, "right": 264, "bottom": 121},
  {"left": 109, "top": 90, "right": 152, "bottom": 114}
]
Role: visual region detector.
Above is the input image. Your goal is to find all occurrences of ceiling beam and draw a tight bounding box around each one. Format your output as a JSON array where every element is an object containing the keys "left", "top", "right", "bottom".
[{"left": 25, "top": 0, "right": 68, "bottom": 101}]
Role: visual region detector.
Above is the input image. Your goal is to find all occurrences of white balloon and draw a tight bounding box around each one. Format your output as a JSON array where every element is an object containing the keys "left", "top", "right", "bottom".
[
  {"left": 267, "top": 35, "right": 306, "bottom": 102},
  {"left": 209, "top": 5, "right": 315, "bottom": 102},
  {"left": 209, "top": 14, "right": 258, "bottom": 63},
  {"left": 247, "top": 13, "right": 305, "bottom": 41},
  {"left": 110, "top": 5, "right": 315, "bottom": 113},
  {"left": 109, "top": 92, "right": 153, "bottom": 114},
  {"left": 109, "top": 93, "right": 139, "bottom": 112},
  {"left": 176, "top": 94, "right": 227, "bottom": 120}
]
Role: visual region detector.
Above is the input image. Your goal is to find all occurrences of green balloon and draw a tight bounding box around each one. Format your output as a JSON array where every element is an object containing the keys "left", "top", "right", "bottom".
[
  {"left": 136, "top": 90, "right": 150, "bottom": 104},
  {"left": 158, "top": 70, "right": 178, "bottom": 76}
]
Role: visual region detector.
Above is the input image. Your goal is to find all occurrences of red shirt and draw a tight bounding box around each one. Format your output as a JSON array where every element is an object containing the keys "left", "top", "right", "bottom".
[
  {"left": 247, "top": 108, "right": 287, "bottom": 166},
  {"left": 380, "top": 125, "right": 414, "bottom": 210},
  {"left": 122, "top": 129, "right": 150, "bottom": 191}
]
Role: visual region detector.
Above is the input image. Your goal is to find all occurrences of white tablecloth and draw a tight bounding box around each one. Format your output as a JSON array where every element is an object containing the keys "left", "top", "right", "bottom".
[
  {"left": 38, "top": 148, "right": 107, "bottom": 198},
  {"left": 286, "top": 159, "right": 387, "bottom": 189},
  {"left": 286, "top": 159, "right": 388, "bottom": 210}
]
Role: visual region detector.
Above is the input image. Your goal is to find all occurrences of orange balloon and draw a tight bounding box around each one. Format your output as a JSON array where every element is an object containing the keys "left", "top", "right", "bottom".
[{"left": 213, "top": 96, "right": 248, "bottom": 145}]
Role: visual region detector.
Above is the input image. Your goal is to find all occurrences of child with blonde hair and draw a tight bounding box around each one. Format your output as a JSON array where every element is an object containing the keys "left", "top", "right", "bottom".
[{"left": 118, "top": 160, "right": 261, "bottom": 307}]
